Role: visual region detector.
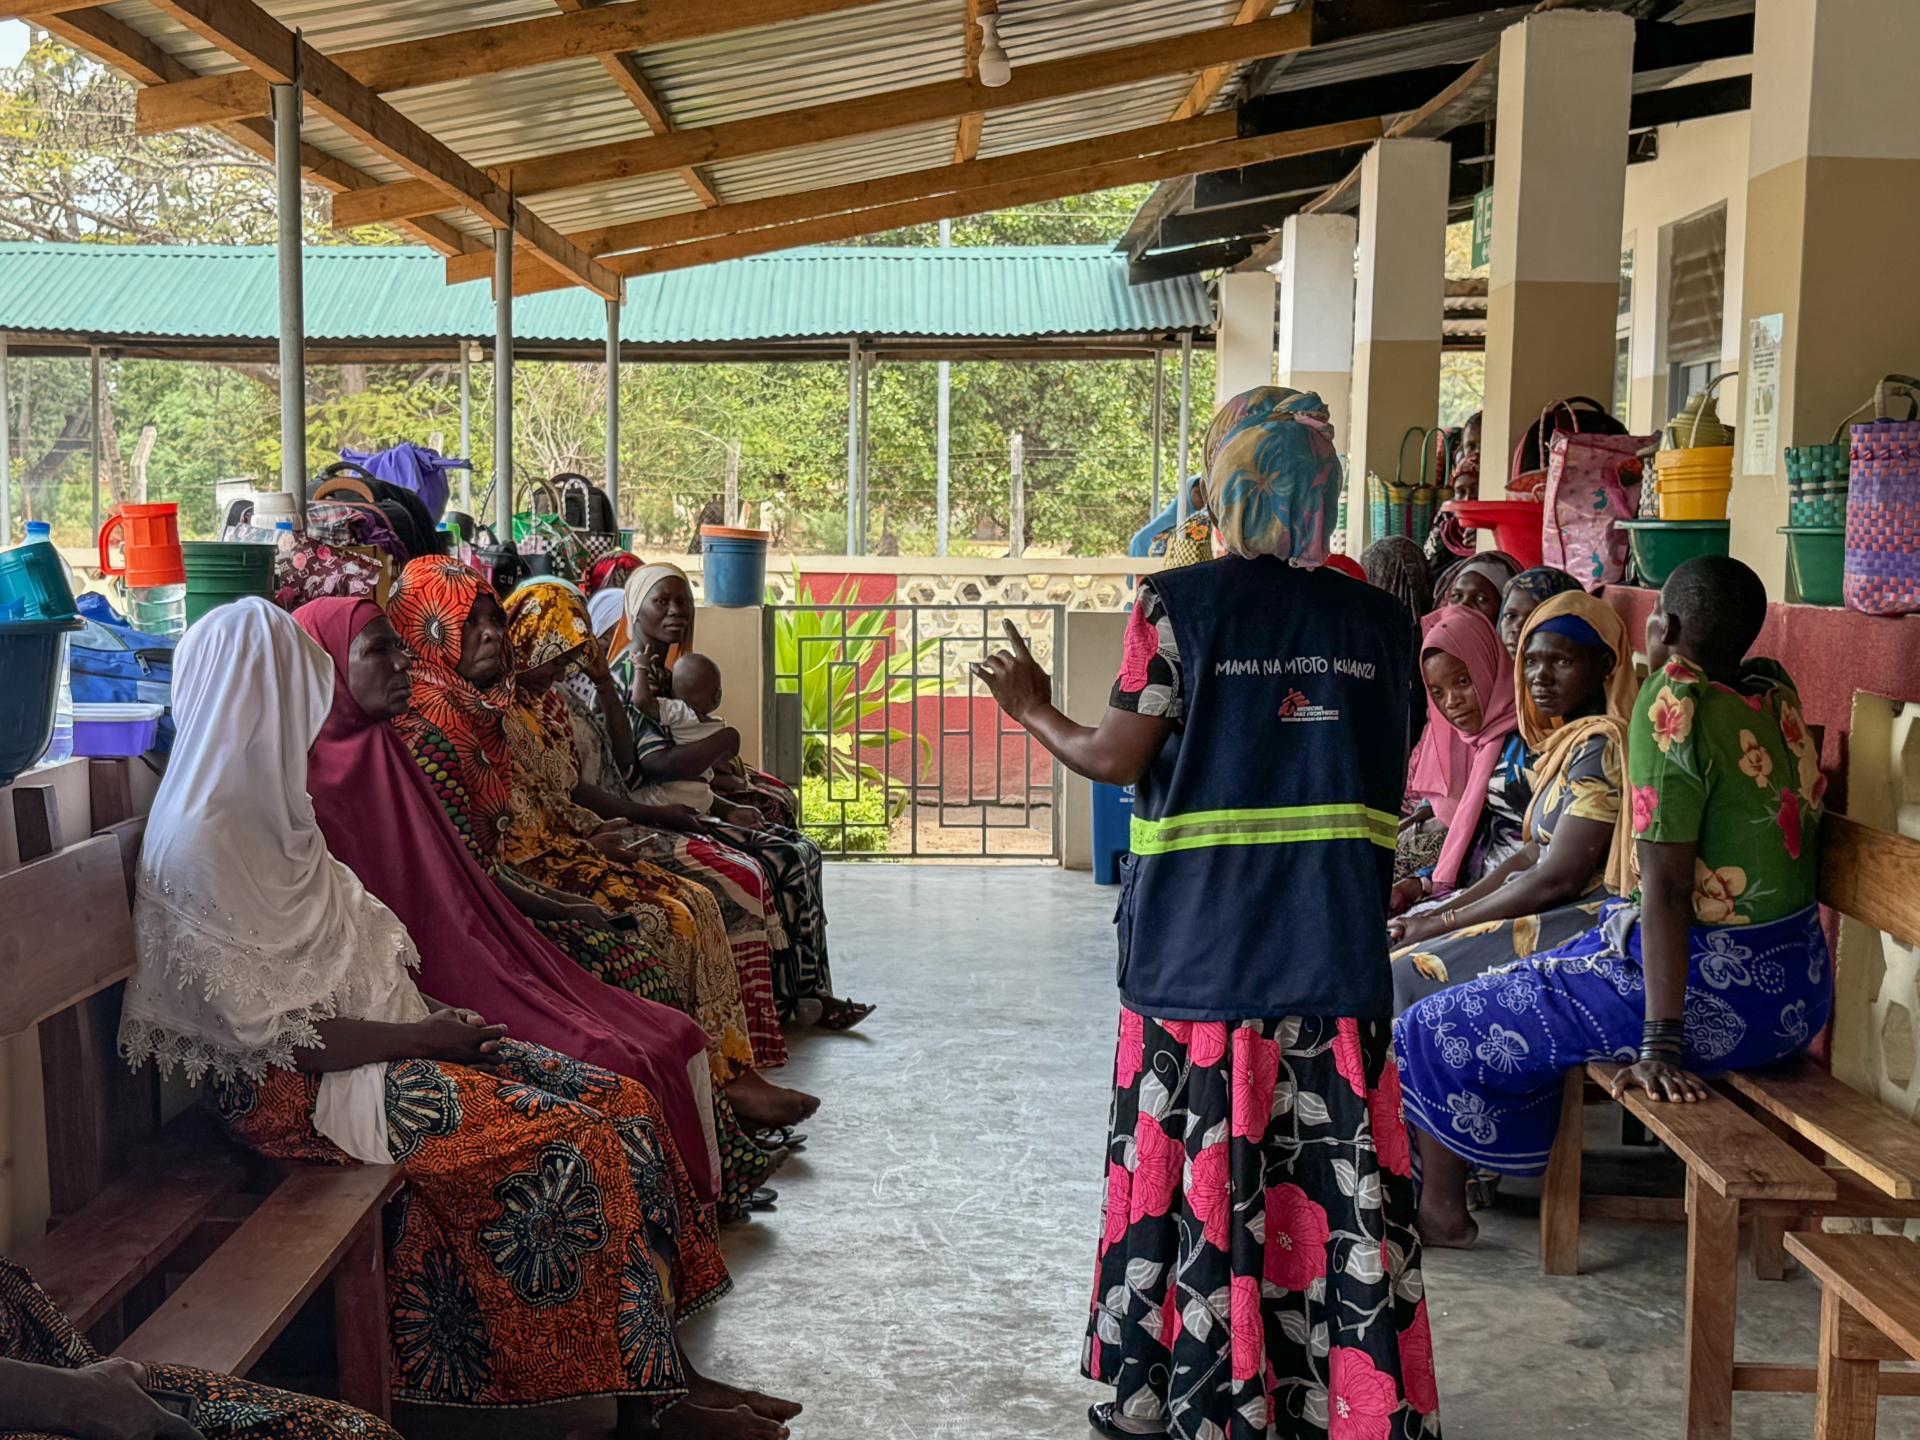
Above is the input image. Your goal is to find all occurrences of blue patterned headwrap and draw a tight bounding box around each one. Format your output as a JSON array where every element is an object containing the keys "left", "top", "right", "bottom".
[{"left": 1200, "top": 386, "right": 1341, "bottom": 562}]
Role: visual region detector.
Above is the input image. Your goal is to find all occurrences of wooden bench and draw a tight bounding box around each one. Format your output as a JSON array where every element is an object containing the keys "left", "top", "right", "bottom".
[
  {"left": 2, "top": 763, "right": 400, "bottom": 1416},
  {"left": 1536, "top": 813, "right": 1920, "bottom": 1439},
  {"left": 1787, "top": 1232, "right": 1920, "bottom": 1439}
]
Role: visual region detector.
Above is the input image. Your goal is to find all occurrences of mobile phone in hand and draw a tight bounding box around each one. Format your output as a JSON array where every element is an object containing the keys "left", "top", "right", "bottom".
[{"left": 148, "top": 1390, "right": 200, "bottom": 1423}]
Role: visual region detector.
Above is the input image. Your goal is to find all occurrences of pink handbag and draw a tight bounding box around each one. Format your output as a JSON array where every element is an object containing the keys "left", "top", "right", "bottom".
[{"left": 1541, "top": 431, "right": 1654, "bottom": 589}]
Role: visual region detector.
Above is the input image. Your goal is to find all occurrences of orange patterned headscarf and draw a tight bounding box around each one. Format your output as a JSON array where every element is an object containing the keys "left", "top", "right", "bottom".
[{"left": 388, "top": 556, "right": 516, "bottom": 837}]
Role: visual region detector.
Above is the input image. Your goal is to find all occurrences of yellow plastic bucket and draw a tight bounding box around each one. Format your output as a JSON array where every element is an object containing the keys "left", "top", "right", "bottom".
[{"left": 1658, "top": 475, "right": 1732, "bottom": 520}]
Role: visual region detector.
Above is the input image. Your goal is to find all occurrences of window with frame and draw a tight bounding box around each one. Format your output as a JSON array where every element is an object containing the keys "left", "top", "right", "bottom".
[{"left": 1664, "top": 205, "right": 1727, "bottom": 417}]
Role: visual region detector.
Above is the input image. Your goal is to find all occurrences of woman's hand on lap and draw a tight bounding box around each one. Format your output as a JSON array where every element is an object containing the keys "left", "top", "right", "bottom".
[
  {"left": 415, "top": 1007, "right": 509, "bottom": 1066},
  {"left": 60, "top": 1359, "right": 204, "bottom": 1440},
  {"left": 1388, "top": 877, "right": 1425, "bottom": 917},
  {"left": 1609, "top": 1059, "right": 1709, "bottom": 1104}
]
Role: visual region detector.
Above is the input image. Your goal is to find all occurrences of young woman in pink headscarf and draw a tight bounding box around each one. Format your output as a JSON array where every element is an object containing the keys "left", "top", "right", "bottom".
[{"left": 1390, "top": 605, "right": 1528, "bottom": 915}]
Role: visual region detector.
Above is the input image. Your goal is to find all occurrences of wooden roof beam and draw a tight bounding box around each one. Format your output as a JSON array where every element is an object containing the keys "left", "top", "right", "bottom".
[
  {"left": 33, "top": 5, "right": 480, "bottom": 259},
  {"left": 547, "top": 117, "right": 1386, "bottom": 289},
  {"left": 1168, "top": 0, "right": 1273, "bottom": 123},
  {"left": 130, "top": 0, "right": 883, "bottom": 134},
  {"left": 549, "top": 0, "right": 720, "bottom": 210},
  {"left": 448, "top": 110, "right": 1244, "bottom": 284},
  {"left": 952, "top": 0, "right": 993, "bottom": 165},
  {"left": 3, "top": 0, "right": 117, "bottom": 17},
  {"left": 141, "top": 0, "right": 621, "bottom": 297},
  {"left": 333, "top": 9, "right": 1316, "bottom": 229}
]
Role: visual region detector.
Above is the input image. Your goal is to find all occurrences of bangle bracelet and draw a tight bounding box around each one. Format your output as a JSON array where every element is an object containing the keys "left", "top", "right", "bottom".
[{"left": 1640, "top": 1018, "right": 1685, "bottom": 1064}]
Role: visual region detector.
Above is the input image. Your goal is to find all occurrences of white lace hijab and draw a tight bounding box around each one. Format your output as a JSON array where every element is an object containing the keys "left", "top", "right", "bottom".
[{"left": 120, "top": 598, "right": 426, "bottom": 1095}]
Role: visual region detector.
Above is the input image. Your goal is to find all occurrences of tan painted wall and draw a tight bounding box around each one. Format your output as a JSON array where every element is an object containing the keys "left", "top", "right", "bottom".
[
  {"left": 694, "top": 604, "right": 766, "bottom": 769},
  {"left": 1060, "top": 610, "right": 1129, "bottom": 873},
  {"left": 1349, "top": 339, "right": 1443, "bottom": 542},
  {"left": 1481, "top": 279, "right": 1621, "bottom": 497}
]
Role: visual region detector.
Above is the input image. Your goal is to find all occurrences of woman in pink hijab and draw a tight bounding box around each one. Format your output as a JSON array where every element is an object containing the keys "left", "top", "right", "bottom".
[{"left": 1392, "top": 604, "right": 1527, "bottom": 913}]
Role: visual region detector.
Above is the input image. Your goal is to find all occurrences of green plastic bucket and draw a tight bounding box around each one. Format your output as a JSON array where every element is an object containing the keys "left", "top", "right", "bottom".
[
  {"left": 1616, "top": 519, "right": 1730, "bottom": 587},
  {"left": 1779, "top": 525, "right": 1846, "bottom": 606},
  {"left": 181, "top": 541, "right": 276, "bottom": 626}
]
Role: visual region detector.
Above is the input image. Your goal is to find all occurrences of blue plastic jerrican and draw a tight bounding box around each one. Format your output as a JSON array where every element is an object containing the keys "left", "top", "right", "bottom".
[
  {"left": 700, "top": 526, "right": 771, "bottom": 608},
  {"left": 1090, "top": 781, "right": 1135, "bottom": 885}
]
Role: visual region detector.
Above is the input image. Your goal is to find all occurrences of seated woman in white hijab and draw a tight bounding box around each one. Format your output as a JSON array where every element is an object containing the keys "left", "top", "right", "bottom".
[{"left": 119, "top": 599, "right": 797, "bottom": 1439}]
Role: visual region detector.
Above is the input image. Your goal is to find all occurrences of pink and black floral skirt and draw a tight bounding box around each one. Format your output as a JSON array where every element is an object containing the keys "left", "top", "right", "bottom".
[{"left": 1086, "top": 1012, "right": 1440, "bottom": 1440}]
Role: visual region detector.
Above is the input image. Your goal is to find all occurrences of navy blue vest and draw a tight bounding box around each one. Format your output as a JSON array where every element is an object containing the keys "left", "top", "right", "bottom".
[{"left": 1116, "top": 557, "right": 1413, "bottom": 1020}]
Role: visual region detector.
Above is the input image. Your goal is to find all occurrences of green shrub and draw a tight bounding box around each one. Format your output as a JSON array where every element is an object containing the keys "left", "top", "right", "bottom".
[{"left": 801, "top": 776, "right": 891, "bottom": 854}]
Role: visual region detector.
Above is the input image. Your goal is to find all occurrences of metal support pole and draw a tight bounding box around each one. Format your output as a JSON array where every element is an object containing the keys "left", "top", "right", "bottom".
[
  {"left": 1008, "top": 430, "right": 1025, "bottom": 559},
  {"left": 845, "top": 337, "right": 860, "bottom": 556},
  {"left": 0, "top": 332, "right": 11, "bottom": 543},
  {"left": 1150, "top": 348, "right": 1165, "bottom": 516},
  {"left": 723, "top": 440, "right": 741, "bottom": 528},
  {"left": 272, "top": 82, "right": 307, "bottom": 523},
  {"left": 1176, "top": 330, "right": 1194, "bottom": 521},
  {"left": 859, "top": 352, "right": 874, "bottom": 554},
  {"left": 458, "top": 347, "right": 472, "bottom": 512},
  {"left": 493, "top": 229, "right": 514, "bottom": 537},
  {"left": 936, "top": 216, "right": 952, "bottom": 558},
  {"left": 603, "top": 297, "right": 621, "bottom": 528},
  {"left": 88, "top": 344, "right": 102, "bottom": 536}
]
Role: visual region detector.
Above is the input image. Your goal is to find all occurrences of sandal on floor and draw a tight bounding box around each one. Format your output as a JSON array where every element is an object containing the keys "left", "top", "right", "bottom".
[
  {"left": 1087, "top": 1403, "right": 1164, "bottom": 1439},
  {"left": 817, "top": 997, "right": 876, "bottom": 1032},
  {"left": 756, "top": 1126, "right": 807, "bottom": 1152},
  {"left": 747, "top": 1186, "right": 778, "bottom": 1212}
]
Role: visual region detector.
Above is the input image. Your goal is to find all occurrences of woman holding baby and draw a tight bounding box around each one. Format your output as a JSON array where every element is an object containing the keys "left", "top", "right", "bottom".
[{"left": 616, "top": 565, "right": 874, "bottom": 1032}]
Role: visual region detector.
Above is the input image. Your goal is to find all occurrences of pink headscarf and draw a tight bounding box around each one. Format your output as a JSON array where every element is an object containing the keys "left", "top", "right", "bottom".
[
  {"left": 293, "top": 597, "right": 718, "bottom": 1200},
  {"left": 1404, "top": 604, "right": 1519, "bottom": 893}
]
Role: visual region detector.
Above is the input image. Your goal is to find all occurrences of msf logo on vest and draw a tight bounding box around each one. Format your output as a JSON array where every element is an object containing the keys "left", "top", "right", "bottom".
[{"left": 1278, "top": 687, "right": 1342, "bottom": 724}]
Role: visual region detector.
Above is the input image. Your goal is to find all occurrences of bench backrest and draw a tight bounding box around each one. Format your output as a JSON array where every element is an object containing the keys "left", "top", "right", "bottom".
[
  {"left": 1819, "top": 812, "right": 1920, "bottom": 950},
  {"left": 3, "top": 769, "right": 159, "bottom": 1219}
]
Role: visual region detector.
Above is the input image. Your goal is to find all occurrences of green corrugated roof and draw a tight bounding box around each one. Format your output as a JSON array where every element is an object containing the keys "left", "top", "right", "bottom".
[{"left": 0, "top": 243, "right": 1212, "bottom": 353}]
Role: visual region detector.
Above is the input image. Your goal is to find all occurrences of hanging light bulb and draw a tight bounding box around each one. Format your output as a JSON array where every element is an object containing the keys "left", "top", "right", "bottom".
[{"left": 977, "top": 12, "right": 1012, "bottom": 88}]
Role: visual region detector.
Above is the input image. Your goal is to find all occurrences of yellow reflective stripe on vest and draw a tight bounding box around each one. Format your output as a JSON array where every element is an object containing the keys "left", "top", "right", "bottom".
[{"left": 1129, "top": 803, "right": 1399, "bottom": 856}]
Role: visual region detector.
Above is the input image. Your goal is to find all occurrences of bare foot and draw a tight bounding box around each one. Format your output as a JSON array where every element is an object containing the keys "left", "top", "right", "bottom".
[
  {"left": 1416, "top": 1197, "right": 1479, "bottom": 1250},
  {"left": 726, "top": 1070, "right": 820, "bottom": 1130},
  {"left": 658, "top": 1403, "right": 789, "bottom": 1440},
  {"left": 685, "top": 1365, "right": 802, "bottom": 1422}
]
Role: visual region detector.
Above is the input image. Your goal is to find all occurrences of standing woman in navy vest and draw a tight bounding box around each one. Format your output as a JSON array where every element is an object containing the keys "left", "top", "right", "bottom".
[{"left": 978, "top": 388, "right": 1437, "bottom": 1440}]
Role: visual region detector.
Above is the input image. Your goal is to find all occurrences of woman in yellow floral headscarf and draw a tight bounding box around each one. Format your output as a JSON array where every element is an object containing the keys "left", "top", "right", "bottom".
[
  {"left": 1388, "top": 589, "right": 1637, "bottom": 1000},
  {"left": 500, "top": 582, "right": 819, "bottom": 1132}
]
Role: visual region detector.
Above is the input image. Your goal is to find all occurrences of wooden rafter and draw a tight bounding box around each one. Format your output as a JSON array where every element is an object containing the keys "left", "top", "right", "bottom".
[
  {"left": 133, "top": 0, "right": 620, "bottom": 297},
  {"left": 4, "top": 0, "right": 116, "bottom": 17},
  {"left": 952, "top": 0, "right": 994, "bottom": 165},
  {"left": 129, "top": 0, "right": 884, "bottom": 134},
  {"left": 550, "top": 0, "right": 720, "bottom": 209},
  {"left": 332, "top": 10, "right": 1316, "bottom": 229},
  {"left": 502, "top": 117, "right": 1384, "bottom": 292},
  {"left": 448, "top": 110, "right": 1243, "bottom": 283},
  {"left": 33, "top": 5, "right": 480, "bottom": 260},
  {"left": 1169, "top": 0, "right": 1273, "bottom": 123}
]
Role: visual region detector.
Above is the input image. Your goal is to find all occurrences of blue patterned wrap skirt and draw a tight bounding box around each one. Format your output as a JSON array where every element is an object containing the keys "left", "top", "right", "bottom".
[{"left": 1392, "top": 900, "right": 1831, "bottom": 1176}]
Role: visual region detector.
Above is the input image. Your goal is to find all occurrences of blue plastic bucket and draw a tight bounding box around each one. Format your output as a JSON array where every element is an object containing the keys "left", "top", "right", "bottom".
[
  {"left": 700, "top": 525, "right": 771, "bottom": 607},
  {"left": 0, "top": 619, "right": 80, "bottom": 785},
  {"left": 1090, "top": 782, "right": 1135, "bottom": 885}
]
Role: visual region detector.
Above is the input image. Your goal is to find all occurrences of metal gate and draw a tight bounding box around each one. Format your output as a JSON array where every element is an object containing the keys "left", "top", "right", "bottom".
[{"left": 764, "top": 601, "right": 1064, "bottom": 860}]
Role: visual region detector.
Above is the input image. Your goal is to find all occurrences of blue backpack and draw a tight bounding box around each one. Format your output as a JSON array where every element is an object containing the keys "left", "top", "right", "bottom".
[{"left": 70, "top": 592, "right": 176, "bottom": 755}]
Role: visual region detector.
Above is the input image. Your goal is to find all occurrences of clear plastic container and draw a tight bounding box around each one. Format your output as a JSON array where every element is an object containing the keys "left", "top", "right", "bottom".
[{"left": 127, "top": 583, "right": 188, "bottom": 639}]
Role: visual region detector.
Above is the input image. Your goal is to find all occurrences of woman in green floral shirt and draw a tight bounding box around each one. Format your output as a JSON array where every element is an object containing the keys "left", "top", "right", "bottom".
[{"left": 1395, "top": 556, "right": 1832, "bottom": 1248}]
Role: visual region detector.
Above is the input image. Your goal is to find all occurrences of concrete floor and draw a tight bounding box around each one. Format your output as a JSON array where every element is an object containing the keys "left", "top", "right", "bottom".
[{"left": 411, "top": 866, "right": 1920, "bottom": 1439}]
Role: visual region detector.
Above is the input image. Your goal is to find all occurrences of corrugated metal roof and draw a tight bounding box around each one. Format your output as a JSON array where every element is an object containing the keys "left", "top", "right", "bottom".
[
  {"left": 71, "top": 0, "right": 1290, "bottom": 275},
  {"left": 0, "top": 243, "right": 1212, "bottom": 348}
]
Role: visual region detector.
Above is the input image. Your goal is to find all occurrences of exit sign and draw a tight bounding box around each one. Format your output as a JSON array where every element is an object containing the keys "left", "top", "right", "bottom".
[{"left": 1471, "top": 187, "right": 1494, "bottom": 269}]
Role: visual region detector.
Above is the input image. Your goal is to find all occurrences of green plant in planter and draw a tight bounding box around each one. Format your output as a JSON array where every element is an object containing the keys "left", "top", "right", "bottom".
[
  {"left": 800, "top": 775, "right": 891, "bottom": 853},
  {"left": 770, "top": 570, "right": 944, "bottom": 817}
]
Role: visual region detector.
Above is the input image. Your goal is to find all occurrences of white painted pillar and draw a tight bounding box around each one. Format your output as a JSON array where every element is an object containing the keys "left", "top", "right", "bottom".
[
  {"left": 88, "top": 344, "right": 102, "bottom": 536},
  {"left": 1150, "top": 349, "right": 1165, "bottom": 515},
  {"left": 1214, "top": 270, "right": 1277, "bottom": 405},
  {"left": 1276, "top": 211, "right": 1358, "bottom": 532},
  {"left": 1481, "top": 10, "right": 1634, "bottom": 494},
  {"left": 1733, "top": 0, "right": 1920, "bottom": 592},
  {"left": 272, "top": 82, "right": 307, "bottom": 523},
  {"left": 1349, "top": 139, "right": 1450, "bottom": 550},
  {"left": 936, "top": 216, "right": 952, "bottom": 558}
]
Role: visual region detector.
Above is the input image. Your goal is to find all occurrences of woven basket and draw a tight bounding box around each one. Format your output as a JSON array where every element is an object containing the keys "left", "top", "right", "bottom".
[{"left": 1842, "top": 375, "right": 1920, "bottom": 616}]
